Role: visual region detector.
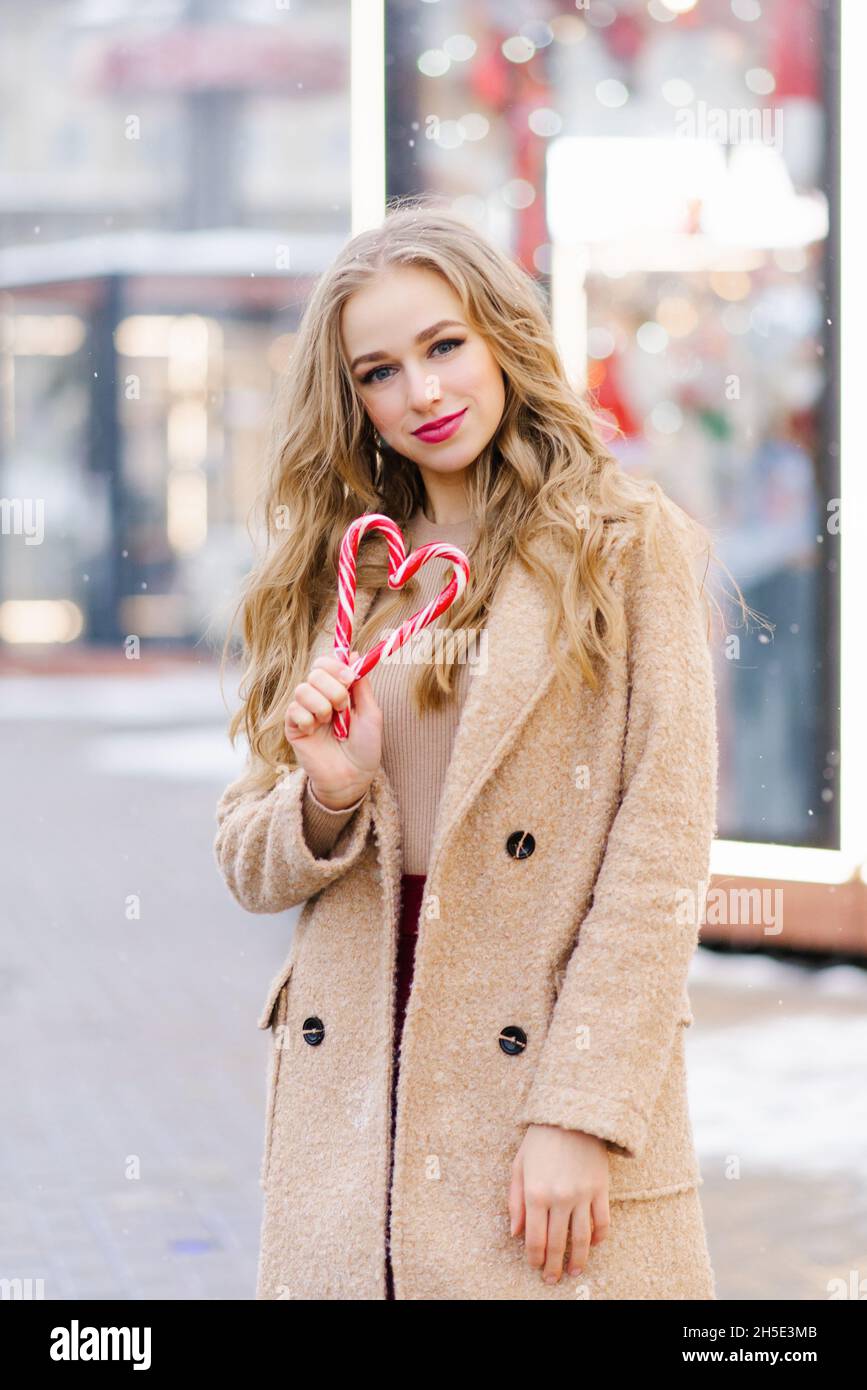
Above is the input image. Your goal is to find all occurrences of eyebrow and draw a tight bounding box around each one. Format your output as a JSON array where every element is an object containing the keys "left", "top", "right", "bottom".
[{"left": 349, "top": 319, "right": 466, "bottom": 372}]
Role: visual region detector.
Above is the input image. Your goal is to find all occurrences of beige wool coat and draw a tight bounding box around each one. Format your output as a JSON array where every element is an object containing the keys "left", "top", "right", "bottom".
[{"left": 214, "top": 503, "right": 719, "bottom": 1300}]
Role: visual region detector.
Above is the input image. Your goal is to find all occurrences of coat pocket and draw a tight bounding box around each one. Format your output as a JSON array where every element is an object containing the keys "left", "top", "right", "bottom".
[
  {"left": 257, "top": 954, "right": 295, "bottom": 1188},
  {"left": 605, "top": 1020, "right": 700, "bottom": 1201},
  {"left": 258, "top": 950, "right": 296, "bottom": 1030}
]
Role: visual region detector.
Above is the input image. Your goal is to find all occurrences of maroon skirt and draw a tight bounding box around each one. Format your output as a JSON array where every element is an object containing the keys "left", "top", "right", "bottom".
[{"left": 385, "top": 872, "right": 426, "bottom": 1300}]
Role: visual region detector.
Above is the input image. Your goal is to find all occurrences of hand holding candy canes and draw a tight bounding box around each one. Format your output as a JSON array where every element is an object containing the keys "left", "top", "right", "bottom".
[
  {"left": 284, "top": 642, "right": 382, "bottom": 809},
  {"left": 284, "top": 512, "right": 470, "bottom": 808}
]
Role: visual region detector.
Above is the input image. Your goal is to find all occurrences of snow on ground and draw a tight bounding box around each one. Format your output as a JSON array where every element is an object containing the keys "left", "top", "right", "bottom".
[
  {"left": 687, "top": 948, "right": 867, "bottom": 1182},
  {"left": 0, "top": 673, "right": 237, "bottom": 724},
  {"left": 690, "top": 944, "right": 867, "bottom": 998},
  {"left": 0, "top": 673, "right": 248, "bottom": 780},
  {"left": 686, "top": 1010, "right": 867, "bottom": 1181},
  {"left": 84, "top": 728, "right": 247, "bottom": 781}
]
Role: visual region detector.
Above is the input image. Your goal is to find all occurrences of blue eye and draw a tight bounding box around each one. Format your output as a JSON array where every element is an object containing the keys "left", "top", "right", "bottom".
[
  {"left": 360, "top": 337, "right": 464, "bottom": 385},
  {"left": 363, "top": 364, "right": 393, "bottom": 385},
  {"left": 431, "top": 337, "right": 463, "bottom": 357}
]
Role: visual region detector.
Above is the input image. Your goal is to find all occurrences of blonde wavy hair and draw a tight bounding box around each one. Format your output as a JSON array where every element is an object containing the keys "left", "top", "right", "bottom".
[{"left": 219, "top": 196, "right": 763, "bottom": 796}]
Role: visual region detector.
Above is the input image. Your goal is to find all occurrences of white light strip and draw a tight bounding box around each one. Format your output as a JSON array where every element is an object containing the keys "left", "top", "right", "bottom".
[
  {"left": 351, "top": 0, "right": 386, "bottom": 235},
  {"left": 551, "top": 241, "right": 588, "bottom": 391},
  {"left": 711, "top": 839, "right": 863, "bottom": 887},
  {"left": 839, "top": 1, "right": 867, "bottom": 878}
]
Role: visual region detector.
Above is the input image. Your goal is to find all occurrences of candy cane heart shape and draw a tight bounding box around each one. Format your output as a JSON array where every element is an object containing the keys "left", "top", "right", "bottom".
[{"left": 331, "top": 512, "right": 471, "bottom": 740}]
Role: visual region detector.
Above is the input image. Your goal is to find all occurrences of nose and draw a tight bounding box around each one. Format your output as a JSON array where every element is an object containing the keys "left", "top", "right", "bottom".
[{"left": 406, "top": 362, "right": 442, "bottom": 415}]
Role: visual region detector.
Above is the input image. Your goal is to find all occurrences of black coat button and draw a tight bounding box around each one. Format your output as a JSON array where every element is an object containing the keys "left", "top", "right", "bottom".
[
  {"left": 499, "top": 1025, "right": 527, "bottom": 1055},
  {"left": 506, "top": 831, "right": 535, "bottom": 859},
  {"left": 302, "top": 1016, "right": 325, "bottom": 1046}
]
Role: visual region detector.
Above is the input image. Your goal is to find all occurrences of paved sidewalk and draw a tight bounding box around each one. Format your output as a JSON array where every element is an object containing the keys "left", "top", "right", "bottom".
[{"left": 0, "top": 666, "right": 288, "bottom": 1300}]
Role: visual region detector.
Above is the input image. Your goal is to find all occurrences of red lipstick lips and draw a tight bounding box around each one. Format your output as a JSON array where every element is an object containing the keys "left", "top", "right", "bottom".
[{"left": 411, "top": 407, "right": 468, "bottom": 443}]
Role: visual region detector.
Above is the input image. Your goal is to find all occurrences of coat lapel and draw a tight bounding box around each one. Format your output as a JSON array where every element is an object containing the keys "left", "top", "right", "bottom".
[
  {"left": 424, "top": 555, "right": 570, "bottom": 883},
  {"left": 310, "top": 549, "right": 571, "bottom": 883}
]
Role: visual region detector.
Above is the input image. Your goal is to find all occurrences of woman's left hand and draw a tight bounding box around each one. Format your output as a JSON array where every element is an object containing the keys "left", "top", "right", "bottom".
[{"left": 509, "top": 1124, "right": 610, "bottom": 1284}]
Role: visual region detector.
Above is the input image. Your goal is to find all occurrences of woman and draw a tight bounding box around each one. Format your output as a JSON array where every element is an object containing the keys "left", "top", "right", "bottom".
[{"left": 214, "top": 200, "right": 755, "bottom": 1300}]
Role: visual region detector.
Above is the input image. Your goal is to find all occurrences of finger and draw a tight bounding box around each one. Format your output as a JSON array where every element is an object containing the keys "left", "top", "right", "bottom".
[
  {"left": 567, "top": 1202, "right": 592, "bottom": 1275},
  {"left": 312, "top": 653, "right": 358, "bottom": 685},
  {"left": 285, "top": 693, "right": 331, "bottom": 734},
  {"left": 285, "top": 702, "right": 316, "bottom": 738},
  {"left": 306, "top": 666, "right": 351, "bottom": 710},
  {"left": 293, "top": 681, "right": 334, "bottom": 724},
  {"left": 344, "top": 652, "right": 377, "bottom": 720},
  {"left": 542, "top": 1201, "right": 571, "bottom": 1284},
  {"left": 523, "top": 1193, "right": 548, "bottom": 1272},
  {"left": 508, "top": 1162, "right": 525, "bottom": 1239},
  {"left": 312, "top": 651, "right": 361, "bottom": 693},
  {"left": 589, "top": 1191, "right": 610, "bottom": 1247},
  {"left": 349, "top": 666, "right": 380, "bottom": 721}
]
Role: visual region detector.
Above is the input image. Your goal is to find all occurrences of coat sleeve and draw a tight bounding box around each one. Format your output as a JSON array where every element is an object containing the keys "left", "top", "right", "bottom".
[
  {"left": 516, "top": 507, "right": 718, "bottom": 1160},
  {"left": 213, "top": 763, "right": 373, "bottom": 914}
]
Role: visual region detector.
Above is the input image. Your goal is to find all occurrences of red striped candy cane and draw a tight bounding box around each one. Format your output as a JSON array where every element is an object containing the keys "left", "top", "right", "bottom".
[{"left": 332, "top": 512, "right": 471, "bottom": 739}]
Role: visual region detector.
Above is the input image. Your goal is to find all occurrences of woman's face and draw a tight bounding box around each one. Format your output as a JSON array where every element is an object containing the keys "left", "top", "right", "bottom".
[{"left": 340, "top": 265, "right": 506, "bottom": 479}]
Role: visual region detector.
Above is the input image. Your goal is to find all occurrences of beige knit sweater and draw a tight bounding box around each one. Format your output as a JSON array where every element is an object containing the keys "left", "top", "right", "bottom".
[{"left": 300, "top": 507, "right": 479, "bottom": 875}]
